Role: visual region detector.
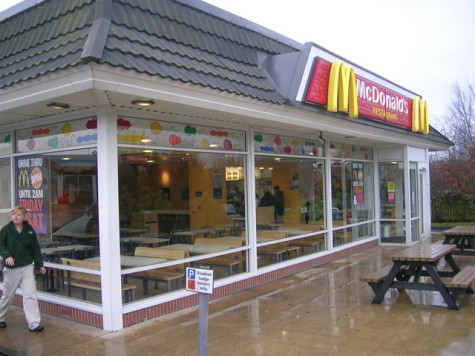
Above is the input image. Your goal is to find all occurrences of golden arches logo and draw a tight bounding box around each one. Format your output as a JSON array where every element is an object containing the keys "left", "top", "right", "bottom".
[
  {"left": 327, "top": 61, "right": 358, "bottom": 118},
  {"left": 412, "top": 97, "right": 429, "bottom": 134},
  {"left": 18, "top": 170, "right": 30, "bottom": 187}
]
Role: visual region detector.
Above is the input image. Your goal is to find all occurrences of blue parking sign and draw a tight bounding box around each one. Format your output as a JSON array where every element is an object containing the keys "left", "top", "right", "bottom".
[{"left": 186, "top": 267, "right": 213, "bottom": 294}]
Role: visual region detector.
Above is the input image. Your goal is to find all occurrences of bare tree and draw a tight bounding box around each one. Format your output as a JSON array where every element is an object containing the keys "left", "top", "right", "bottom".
[
  {"left": 442, "top": 82, "right": 475, "bottom": 160},
  {"left": 436, "top": 81, "right": 475, "bottom": 198}
]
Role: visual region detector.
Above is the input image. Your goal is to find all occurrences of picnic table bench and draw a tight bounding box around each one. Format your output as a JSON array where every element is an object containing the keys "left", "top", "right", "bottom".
[
  {"left": 360, "top": 266, "right": 408, "bottom": 294},
  {"left": 442, "top": 226, "right": 475, "bottom": 256},
  {"left": 361, "top": 244, "right": 475, "bottom": 310}
]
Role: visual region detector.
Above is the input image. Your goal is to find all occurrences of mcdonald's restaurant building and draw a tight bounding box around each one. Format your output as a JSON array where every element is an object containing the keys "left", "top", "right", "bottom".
[{"left": 0, "top": 0, "right": 451, "bottom": 331}]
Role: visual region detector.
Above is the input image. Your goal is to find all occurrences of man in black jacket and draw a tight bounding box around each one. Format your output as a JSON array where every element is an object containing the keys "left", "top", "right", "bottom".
[{"left": 274, "top": 186, "right": 284, "bottom": 223}]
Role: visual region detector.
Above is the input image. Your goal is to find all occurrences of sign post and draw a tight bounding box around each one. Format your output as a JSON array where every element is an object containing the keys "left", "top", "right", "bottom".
[{"left": 186, "top": 267, "right": 214, "bottom": 356}]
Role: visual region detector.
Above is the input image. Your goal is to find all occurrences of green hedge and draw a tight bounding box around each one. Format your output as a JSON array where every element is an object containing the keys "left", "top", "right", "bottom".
[{"left": 432, "top": 198, "right": 475, "bottom": 222}]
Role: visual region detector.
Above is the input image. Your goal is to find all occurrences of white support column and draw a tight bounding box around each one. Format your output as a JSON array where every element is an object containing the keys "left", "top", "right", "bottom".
[
  {"left": 96, "top": 106, "right": 123, "bottom": 331},
  {"left": 247, "top": 127, "right": 257, "bottom": 273},
  {"left": 373, "top": 147, "right": 381, "bottom": 240},
  {"left": 403, "top": 146, "right": 411, "bottom": 245},
  {"left": 324, "top": 138, "right": 333, "bottom": 250}
]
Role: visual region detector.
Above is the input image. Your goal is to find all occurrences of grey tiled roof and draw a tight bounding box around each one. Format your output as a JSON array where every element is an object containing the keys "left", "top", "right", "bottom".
[{"left": 0, "top": 0, "right": 298, "bottom": 103}]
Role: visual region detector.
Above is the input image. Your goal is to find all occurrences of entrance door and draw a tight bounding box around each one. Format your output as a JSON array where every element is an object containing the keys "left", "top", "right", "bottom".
[
  {"left": 409, "top": 162, "right": 420, "bottom": 243},
  {"left": 379, "top": 162, "right": 405, "bottom": 244}
]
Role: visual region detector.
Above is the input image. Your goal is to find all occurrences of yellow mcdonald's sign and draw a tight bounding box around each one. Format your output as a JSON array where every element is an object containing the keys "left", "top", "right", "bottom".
[
  {"left": 327, "top": 61, "right": 358, "bottom": 118},
  {"left": 18, "top": 170, "right": 29, "bottom": 187},
  {"left": 412, "top": 97, "right": 429, "bottom": 134}
]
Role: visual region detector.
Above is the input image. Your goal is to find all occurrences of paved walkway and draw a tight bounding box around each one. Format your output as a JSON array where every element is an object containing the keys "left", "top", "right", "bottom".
[{"left": 1, "top": 237, "right": 475, "bottom": 355}]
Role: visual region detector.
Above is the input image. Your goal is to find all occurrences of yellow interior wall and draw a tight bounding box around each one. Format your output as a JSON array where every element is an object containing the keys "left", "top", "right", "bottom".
[
  {"left": 272, "top": 162, "right": 301, "bottom": 225},
  {"left": 188, "top": 161, "right": 229, "bottom": 228}
]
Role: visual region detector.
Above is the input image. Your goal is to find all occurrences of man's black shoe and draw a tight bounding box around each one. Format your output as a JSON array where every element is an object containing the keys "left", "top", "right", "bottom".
[
  {"left": 29, "top": 325, "right": 44, "bottom": 332},
  {"left": 0, "top": 321, "right": 6, "bottom": 328}
]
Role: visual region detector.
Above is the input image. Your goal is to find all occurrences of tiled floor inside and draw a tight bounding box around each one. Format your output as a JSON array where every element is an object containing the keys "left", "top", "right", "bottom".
[{"left": 2, "top": 235, "right": 475, "bottom": 355}]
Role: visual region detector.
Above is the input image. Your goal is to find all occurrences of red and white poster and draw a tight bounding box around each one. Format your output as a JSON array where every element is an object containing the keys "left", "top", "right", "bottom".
[
  {"left": 352, "top": 163, "right": 364, "bottom": 206},
  {"left": 17, "top": 157, "right": 47, "bottom": 233}
]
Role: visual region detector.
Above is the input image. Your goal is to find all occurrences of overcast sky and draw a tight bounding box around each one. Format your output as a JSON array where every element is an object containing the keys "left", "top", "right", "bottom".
[{"left": 1, "top": 0, "right": 474, "bottom": 130}]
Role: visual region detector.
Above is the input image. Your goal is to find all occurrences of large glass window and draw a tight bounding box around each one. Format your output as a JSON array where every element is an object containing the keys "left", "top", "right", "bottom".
[
  {"left": 253, "top": 132, "right": 326, "bottom": 267},
  {"left": 14, "top": 149, "right": 100, "bottom": 302},
  {"left": 114, "top": 119, "right": 248, "bottom": 302},
  {"left": 0, "top": 132, "right": 13, "bottom": 224},
  {"left": 0, "top": 157, "right": 11, "bottom": 225},
  {"left": 330, "top": 143, "right": 374, "bottom": 247},
  {"left": 117, "top": 148, "right": 248, "bottom": 299},
  {"left": 254, "top": 155, "right": 326, "bottom": 267}
]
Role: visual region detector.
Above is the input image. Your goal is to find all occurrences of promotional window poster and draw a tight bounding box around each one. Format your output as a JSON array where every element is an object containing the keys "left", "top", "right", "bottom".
[
  {"left": 17, "top": 157, "right": 47, "bottom": 234},
  {"left": 352, "top": 163, "right": 364, "bottom": 206}
]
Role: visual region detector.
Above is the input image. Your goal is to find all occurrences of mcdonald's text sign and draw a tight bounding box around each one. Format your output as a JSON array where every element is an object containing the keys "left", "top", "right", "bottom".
[{"left": 304, "top": 57, "right": 429, "bottom": 134}]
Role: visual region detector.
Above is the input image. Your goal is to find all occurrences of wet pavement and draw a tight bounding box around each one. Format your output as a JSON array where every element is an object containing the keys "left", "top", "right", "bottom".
[{"left": 1, "top": 236, "right": 475, "bottom": 356}]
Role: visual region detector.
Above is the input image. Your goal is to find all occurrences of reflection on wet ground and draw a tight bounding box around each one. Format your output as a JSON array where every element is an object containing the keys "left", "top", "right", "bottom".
[{"left": 1, "top": 235, "right": 475, "bottom": 355}]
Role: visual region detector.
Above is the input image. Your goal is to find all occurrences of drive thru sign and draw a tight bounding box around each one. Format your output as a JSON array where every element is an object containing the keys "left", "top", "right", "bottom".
[{"left": 186, "top": 267, "right": 214, "bottom": 294}]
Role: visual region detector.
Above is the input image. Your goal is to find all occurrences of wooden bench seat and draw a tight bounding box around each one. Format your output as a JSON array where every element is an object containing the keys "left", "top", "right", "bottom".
[
  {"left": 360, "top": 266, "right": 395, "bottom": 294},
  {"left": 257, "top": 245, "right": 289, "bottom": 263},
  {"left": 289, "top": 236, "right": 325, "bottom": 253},
  {"left": 195, "top": 257, "right": 243, "bottom": 275},
  {"left": 194, "top": 238, "right": 244, "bottom": 275},
  {"left": 129, "top": 247, "right": 187, "bottom": 294},
  {"left": 360, "top": 267, "right": 393, "bottom": 283},
  {"left": 62, "top": 258, "right": 137, "bottom": 302},
  {"left": 256, "top": 232, "right": 300, "bottom": 263},
  {"left": 445, "top": 265, "right": 475, "bottom": 302},
  {"left": 445, "top": 265, "right": 475, "bottom": 289}
]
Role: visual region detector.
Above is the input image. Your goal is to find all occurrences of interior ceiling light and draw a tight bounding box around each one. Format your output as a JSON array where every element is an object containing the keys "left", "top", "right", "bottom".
[
  {"left": 132, "top": 99, "right": 155, "bottom": 107},
  {"left": 47, "top": 102, "right": 70, "bottom": 110}
]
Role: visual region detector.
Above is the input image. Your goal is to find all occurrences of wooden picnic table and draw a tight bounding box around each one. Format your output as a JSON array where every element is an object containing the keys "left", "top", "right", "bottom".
[
  {"left": 370, "top": 244, "right": 463, "bottom": 310},
  {"left": 442, "top": 226, "right": 475, "bottom": 256}
]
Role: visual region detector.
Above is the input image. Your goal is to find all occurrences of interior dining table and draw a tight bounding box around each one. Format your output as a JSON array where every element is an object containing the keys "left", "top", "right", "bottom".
[
  {"left": 219, "top": 236, "right": 275, "bottom": 243},
  {"left": 41, "top": 244, "right": 92, "bottom": 259},
  {"left": 53, "top": 232, "right": 99, "bottom": 245},
  {"left": 120, "top": 227, "right": 150, "bottom": 237},
  {"left": 86, "top": 255, "right": 167, "bottom": 268},
  {"left": 172, "top": 229, "right": 215, "bottom": 244},
  {"left": 159, "top": 244, "right": 230, "bottom": 255},
  {"left": 41, "top": 244, "right": 93, "bottom": 292},
  {"left": 125, "top": 236, "right": 170, "bottom": 247}
]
